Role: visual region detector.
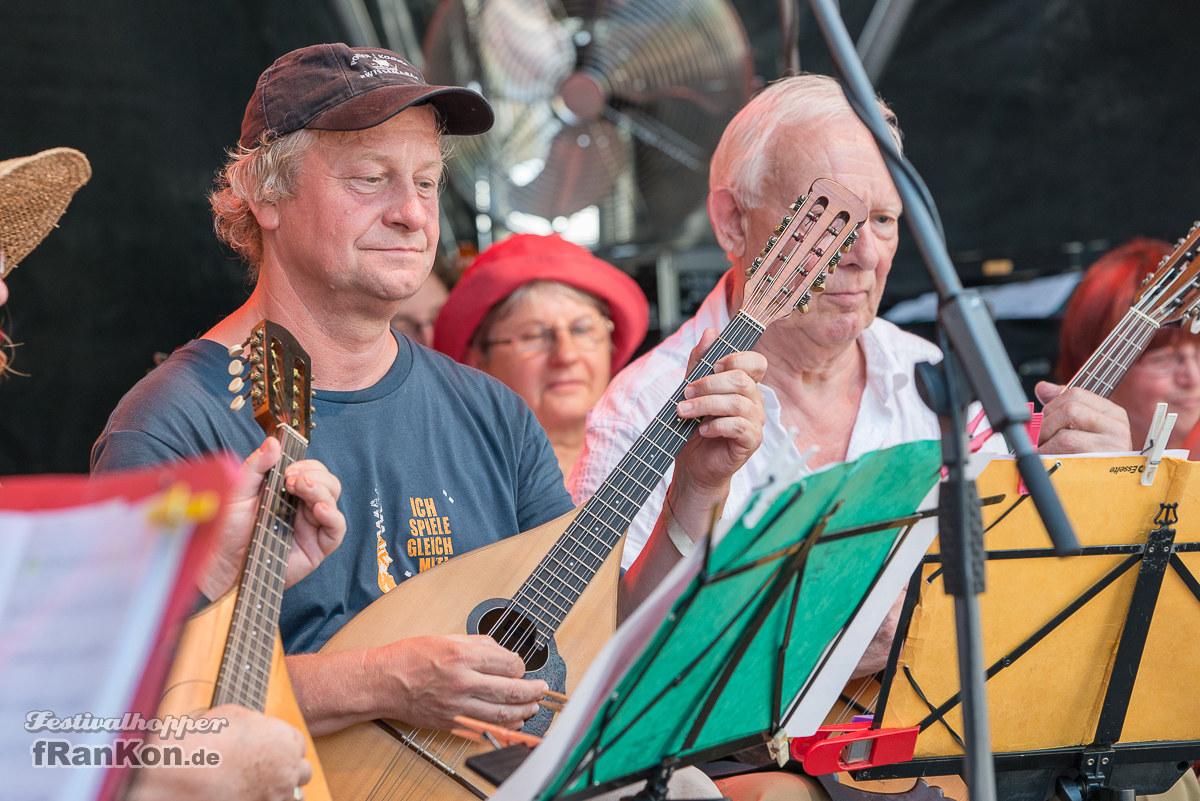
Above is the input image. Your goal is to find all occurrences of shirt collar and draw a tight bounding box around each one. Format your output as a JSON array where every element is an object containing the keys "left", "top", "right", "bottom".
[{"left": 860, "top": 318, "right": 914, "bottom": 398}]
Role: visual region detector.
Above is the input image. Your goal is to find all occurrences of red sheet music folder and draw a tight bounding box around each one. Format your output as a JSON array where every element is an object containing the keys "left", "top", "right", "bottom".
[{"left": 0, "top": 454, "right": 238, "bottom": 801}]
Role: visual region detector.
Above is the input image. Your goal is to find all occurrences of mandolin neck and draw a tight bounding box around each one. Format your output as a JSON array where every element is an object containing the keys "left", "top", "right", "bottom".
[
  {"left": 212, "top": 424, "right": 309, "bottom": 710},
  {"left": 511, "top": 310, "right": 766, "bottom": 645},
  {"left": 1066, "top": 308, "right": 1160, "bottom": 399}
]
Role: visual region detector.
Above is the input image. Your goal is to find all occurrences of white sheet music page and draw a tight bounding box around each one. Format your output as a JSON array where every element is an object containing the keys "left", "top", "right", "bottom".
[{"left": 0, "top": 497, "right": 189, "bottom": 801}]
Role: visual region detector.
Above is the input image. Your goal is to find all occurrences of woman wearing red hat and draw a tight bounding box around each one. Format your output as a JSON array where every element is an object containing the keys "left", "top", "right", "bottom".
[{"left": 434, "top": 233, "right": 649, "bottom": 480}]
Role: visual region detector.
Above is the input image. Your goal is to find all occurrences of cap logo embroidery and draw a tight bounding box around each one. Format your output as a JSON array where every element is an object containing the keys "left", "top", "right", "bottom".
[{"left": 349, "top": 52, "right": 420, "bottom": 82}]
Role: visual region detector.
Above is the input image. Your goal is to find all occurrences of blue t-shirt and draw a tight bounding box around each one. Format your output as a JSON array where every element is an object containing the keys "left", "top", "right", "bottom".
[{"left": 92, "top": 333, "right": 574, "bottom": 653}]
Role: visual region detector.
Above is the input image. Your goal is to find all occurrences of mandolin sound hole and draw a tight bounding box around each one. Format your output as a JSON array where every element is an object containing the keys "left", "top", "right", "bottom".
[{"left": 476, "top": 605, "right": 549, "bottom": 673}]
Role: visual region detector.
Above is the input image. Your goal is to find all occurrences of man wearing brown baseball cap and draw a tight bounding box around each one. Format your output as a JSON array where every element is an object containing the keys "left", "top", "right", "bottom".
[
  {"left": 93, "top": 43, "right": 764, "bottom": 798},
  {"left": 238, "top": 42, "right": 493, "bottom": 147}
]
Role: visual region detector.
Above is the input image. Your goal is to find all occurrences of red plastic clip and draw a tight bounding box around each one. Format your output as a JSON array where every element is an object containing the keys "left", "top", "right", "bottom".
[
  {"left": 789, "top": 723, "right": 920, "bottom": 775},
  {"left": 1018, "top": 403, "right": 1043, "bottom": 495}
]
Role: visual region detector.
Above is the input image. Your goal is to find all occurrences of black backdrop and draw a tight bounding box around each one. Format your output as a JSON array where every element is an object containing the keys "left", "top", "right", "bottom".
[{"left": 2, "top": 0, "right": 1198, "bottom": 474}]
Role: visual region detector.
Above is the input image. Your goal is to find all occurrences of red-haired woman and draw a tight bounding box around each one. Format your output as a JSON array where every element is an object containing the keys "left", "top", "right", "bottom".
[{"left": 1057, "top": 237, "right": 1200, "bottom": 455}]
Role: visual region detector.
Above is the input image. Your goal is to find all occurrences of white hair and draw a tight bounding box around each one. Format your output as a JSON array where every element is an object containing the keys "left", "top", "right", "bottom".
[{"left": 709, "top": 73, "right": 903, "bottom": 209}]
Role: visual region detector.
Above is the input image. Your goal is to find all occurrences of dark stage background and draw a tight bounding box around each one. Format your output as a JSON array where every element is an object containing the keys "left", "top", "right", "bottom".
[{"left": 2, "top": 0, "right": 1198, "bottom": 474}]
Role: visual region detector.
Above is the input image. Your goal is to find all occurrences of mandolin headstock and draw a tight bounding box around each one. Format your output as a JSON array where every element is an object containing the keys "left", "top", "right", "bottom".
[
  {"left": 227, "top": 320, "right": 314, "bottom": 439},
  {"left": 740, "top": 178, "right": 869, "bottom": 328},
  {"left": 1133, "top": 219, "right": 1200, "bottom": 331}
]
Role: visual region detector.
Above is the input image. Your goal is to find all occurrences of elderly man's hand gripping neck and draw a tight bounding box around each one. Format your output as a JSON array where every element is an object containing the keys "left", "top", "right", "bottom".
[{"left": 618, "top": 327, "right": 768, "bottom": 617}]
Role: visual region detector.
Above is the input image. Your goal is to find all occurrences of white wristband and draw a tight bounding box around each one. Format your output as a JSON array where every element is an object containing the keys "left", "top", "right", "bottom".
[{"left": 663, "top": 496, "right": 696, "bottom": 557}]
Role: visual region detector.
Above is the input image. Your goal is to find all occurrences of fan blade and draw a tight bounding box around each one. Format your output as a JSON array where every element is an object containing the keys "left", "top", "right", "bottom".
[
  {"left": 578, "top": 0, "right": 751, "bottom": 112},
  {"left": 602, "top": 105, "right": 705, "bottom": 172},
  {"left": 505, "top": 118, "right": 628, "bottom": 220},
  {"left": 423, "top": 0, "right": 753, "bottom": 246},
  {"left": 476, "top": 0, "right": 576, "bottom": 102}
]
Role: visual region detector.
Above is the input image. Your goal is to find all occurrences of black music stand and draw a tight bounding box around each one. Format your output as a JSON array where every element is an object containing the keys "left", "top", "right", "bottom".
[
  {"left": 803, "top": 6, "right": 1087, "bottom": 800},
  {"left": 474, "top": 439, "right": 947, "bottom": 801},
  {"left": 854, "top": 454, "right": 1200, "bottom": 801}
]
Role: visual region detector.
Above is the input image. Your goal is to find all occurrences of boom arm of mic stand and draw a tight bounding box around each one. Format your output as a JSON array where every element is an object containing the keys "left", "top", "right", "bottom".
[{"left": 806, "top": 0, "right": 1079, "bottom": 557}]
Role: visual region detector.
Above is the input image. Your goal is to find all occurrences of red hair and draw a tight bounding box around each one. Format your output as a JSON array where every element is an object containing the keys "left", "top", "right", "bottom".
[{"left": 1056, "top": 238, "right": 1178, "bottom": 382}]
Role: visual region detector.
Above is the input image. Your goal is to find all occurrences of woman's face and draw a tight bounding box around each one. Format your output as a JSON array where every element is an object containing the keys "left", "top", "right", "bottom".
[
  {"left": 1113, "top": 339, "right": 1200, "bottom": 449},
  {"left": 471, "top": 286, "right": 614, "bottom": 436},
  {"left": 391, "top": 273, "right": 448, "bottom": 348}
]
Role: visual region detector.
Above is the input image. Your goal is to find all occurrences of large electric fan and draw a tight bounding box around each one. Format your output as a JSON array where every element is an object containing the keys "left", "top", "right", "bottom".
[{"left": 422, "top": 0, "right": 753, "bottom": 248}]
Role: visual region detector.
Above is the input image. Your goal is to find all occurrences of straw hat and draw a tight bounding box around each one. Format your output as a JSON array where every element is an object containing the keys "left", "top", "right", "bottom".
[{"left": 0, "top": 147, "right": 91, "bottom": 277}]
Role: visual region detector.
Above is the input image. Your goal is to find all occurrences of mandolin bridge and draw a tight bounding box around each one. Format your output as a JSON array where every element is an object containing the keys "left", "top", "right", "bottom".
[{"left": 373, "top": 720, "right": 488, "bottom": 799}]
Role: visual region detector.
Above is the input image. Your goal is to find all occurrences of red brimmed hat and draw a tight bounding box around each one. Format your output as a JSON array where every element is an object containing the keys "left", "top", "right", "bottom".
[
  {"left": 239, "top": 43, "right": 494, "bottom": 148},
  {"left": 434, "top": 233, "right": 649, "bottom": 370}
]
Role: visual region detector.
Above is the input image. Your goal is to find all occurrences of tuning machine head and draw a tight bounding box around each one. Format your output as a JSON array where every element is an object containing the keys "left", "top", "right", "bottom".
[
  {"left": 226, "top": 331, "right": 265, "bottom": 412},
  {"left": 1187, "top": 306, "right": 1200, "bottom": 335}
]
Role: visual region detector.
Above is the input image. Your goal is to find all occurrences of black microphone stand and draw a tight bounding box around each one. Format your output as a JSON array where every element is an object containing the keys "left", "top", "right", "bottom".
[{"left": 804, "top": 3, "right": 1084, "bottom": 801}]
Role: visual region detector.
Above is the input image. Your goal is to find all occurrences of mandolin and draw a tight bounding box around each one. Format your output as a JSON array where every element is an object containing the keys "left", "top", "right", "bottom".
[
  {"left": 157, "top": 320, "right": 329, "bottom": 800},
  {"left": 315, "top": 178, "right": 868, "bottom": 801},
  {"left": 1066, "top": 221, "right": 1200, "bottom": 398}
]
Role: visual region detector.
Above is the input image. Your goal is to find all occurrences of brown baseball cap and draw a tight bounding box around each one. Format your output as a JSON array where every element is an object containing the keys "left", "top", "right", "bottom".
[{"left": 239, "top": 43, "right": 494, "bottom": 148}]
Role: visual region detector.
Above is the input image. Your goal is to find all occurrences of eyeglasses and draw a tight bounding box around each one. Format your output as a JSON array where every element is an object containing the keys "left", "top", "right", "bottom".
[
  {"left": 486, "top": 315, "right": 614, "bottom": 358},
  {"left": 1135, "top": 344, "right": 1200, "bottom": 376}
]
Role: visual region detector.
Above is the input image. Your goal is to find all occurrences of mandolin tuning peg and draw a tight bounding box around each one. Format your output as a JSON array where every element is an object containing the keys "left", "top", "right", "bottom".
[
  {"left": 227, "top": 343, "right": 245, "bottom": 358},
  {"left": 228, "top": 359, "right": 244, "bottom": 376},
  {"left": 1192, "top": 317, "right": 1200, "bottom": 335},
  {"left": 228, "top": 376, "right": 245, "bottom": 394},
  {"left": 811, "top": 275, "right": 826, "bottom": 293},
  {"left": 230, "top": 394, "right": 247, "bottom": 412}
]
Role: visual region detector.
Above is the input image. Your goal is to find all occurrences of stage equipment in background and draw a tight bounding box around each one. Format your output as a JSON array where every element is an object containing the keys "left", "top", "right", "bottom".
[{"left": 421, "top": 0, "right": 753, "bottom": 248}]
